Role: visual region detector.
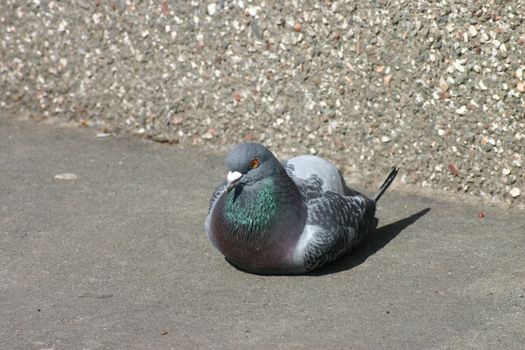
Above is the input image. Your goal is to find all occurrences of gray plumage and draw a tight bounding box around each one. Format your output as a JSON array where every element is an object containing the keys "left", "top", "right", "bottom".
[{"left": 205, "top": 143, "right": 398, "bottom": 274}]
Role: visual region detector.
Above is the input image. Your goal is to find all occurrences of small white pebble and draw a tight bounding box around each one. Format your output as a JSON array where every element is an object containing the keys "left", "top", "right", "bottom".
[
  {"left": 453, "top": 60, "right": 466, "bottom": 72},
  {"left": 455, "top": 106, "right": 467, "bottom": 115},
  {"left": 92, "top": 13, "right": 102, "bottom": 24},
  {"left": 509, "top": 188, "right": 520, "bottom": 198},
  {"left": 516, "top": 68, "right": 523, "bottom": 81},
  {"left": 57, "top": 20, "right": 67, "bottom": 32},
  {"left": 207, "top": 3, "right": 217, "bottom": 15},
  {"left": 478, "top": 80, "right": 487, "bottom": 90},
  {"left": 54, "top": 173, "right": 78, "bottom": 180},
  {"left": 468, "top": 25, "right": 477, "bottom": 37},
  {"left": 246, "top": 6, "right": 257, "bottom": 17}
]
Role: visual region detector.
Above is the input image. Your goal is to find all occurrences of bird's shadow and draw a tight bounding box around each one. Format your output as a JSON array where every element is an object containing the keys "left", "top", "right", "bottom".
[{"left": 308, "top": 207, "right": 431, "bottom": 276}]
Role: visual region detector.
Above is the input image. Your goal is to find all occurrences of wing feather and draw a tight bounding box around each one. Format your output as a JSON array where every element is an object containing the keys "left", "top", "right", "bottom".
[
  {"left": 288, "top": 172, "right": 376, "bottom": 271},
  {"left": 207, "top": 182, "right": 227, "bottom": 213}
]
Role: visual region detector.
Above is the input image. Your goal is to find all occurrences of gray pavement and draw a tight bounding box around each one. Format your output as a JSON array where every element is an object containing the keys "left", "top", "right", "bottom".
[{"left": 1, "top": 118, "right": 524, "bottom": 350}]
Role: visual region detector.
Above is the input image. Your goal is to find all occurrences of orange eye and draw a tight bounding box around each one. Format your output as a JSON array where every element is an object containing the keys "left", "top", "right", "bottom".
[{"left": 250, "top": 159, "right": 260, "bottom": 169}]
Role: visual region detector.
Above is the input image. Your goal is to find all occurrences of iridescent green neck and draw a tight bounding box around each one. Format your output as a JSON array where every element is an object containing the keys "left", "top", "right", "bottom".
[{"left": 224, "top": 177, "right": 277, "bottom": 231}]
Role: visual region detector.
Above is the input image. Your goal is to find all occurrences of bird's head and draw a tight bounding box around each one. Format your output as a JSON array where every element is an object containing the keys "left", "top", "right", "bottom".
[{"left": 224, "top": 143, "right": 279, "bottom": 191}]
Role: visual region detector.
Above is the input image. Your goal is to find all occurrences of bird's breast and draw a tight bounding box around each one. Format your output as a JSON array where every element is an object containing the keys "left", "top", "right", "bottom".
[{"left": 208, "top": 191, "right": 305, "bottom": 273}]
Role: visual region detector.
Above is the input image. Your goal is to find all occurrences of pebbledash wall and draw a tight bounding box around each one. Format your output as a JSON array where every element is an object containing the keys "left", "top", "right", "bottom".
[{"left": 1, "top": 0, "right": 524, "bottom": 205}]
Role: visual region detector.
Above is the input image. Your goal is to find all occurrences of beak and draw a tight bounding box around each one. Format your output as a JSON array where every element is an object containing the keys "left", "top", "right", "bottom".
[{"left": 226, "top": 171, "right": 243, "bottom": 191}]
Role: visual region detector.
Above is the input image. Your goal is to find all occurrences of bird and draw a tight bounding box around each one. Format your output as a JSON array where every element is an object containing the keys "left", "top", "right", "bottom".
[{"left": 205, "top": 142, "right": 398, "bottom": 274}]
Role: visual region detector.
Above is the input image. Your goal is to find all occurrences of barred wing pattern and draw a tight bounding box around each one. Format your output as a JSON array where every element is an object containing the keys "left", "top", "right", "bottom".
[
  {"left": 301, "top": 191, "right": 375, "bottom": 270},
  {"left": 286, "top": 163, "right": 376, "bottom": 271}
]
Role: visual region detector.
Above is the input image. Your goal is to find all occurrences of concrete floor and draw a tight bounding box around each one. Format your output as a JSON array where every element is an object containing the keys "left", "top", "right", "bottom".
[{"left": 1, "top": 118, "right": 523, "bottom": 349}]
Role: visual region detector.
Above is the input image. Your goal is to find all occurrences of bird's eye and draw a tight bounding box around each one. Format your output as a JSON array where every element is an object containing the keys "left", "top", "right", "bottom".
[{"left": 250, "top": 159, "right": 260, "bottom": 169}]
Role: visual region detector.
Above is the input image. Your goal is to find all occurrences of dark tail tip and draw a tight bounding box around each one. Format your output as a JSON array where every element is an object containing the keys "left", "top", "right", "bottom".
[{"left": 373, "top": 167, "right": 399, "bottom": 202}]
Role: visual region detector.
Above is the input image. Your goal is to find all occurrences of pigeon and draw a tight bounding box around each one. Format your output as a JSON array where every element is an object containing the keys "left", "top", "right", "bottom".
[{"left": 205, "top": 143, "right": 398, "bottom": 274}]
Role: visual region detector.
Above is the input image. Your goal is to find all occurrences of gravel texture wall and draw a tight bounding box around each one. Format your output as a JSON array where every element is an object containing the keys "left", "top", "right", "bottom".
[{"left": 1, "top": 0, "right": 524, "bottom": 205}]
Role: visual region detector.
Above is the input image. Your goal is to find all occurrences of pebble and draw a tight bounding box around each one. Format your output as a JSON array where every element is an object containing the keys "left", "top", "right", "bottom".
[
  {"left": 516, "top": 68, "right": 523, "bottom": 81},
  {"left": 92, "top": 13, "right": 102, "bottom": 25},
  {"left": 439, "top": 78, "right": 448, "bottom": 92},
  {"left": 202, "top": 129, "right": 215, "bottom": 140},
  {"left": 152, "top": 134, "right": 169, "bottom": 143},
  {"left": 207, "top": 3, "right": 217, "bottom": 16},
  {"left": 509, "top": 188, "right": 520, "bottom": 198},
  {"left": 506, "top": 176, "right": 517, "bottom": 185},
  {"left": 453, "top": 60, "right": 466, "bottom": 73},
  {"left": 57, "top": 20, "right": 67, "bottom": 32},
  {"left": 54, "top": 173, "right": 78, "bottom": 180},
  {"left": 480, "top": 32, "right": 489, "bottom": 43},
  {"left": 246, "top": 6, "right": 257, "bottom": 17},
  {"left": 448, "top": 163, "right": 459, "bottom": 176},
  {"left": 477, "top": 80, "right": 487, "bottom": 90},
  {"left": 455, "top": 106, "right": 467, "bottom": 115}
]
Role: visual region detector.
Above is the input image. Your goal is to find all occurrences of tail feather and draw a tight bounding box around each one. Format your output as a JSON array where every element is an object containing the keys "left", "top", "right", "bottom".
[{"left": 373, "top": 167, "right": 398, "bottom": 202}]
